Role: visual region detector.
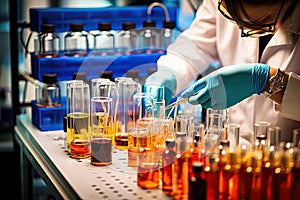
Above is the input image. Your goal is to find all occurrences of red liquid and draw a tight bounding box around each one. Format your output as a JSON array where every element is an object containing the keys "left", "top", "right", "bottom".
[
  {"left": 205, "top": 168, "right": 220, "bottom": 200},
  {"left": 70, "top": 140, "right": 90, "bottom": 159},
  {"left": 91, "top": 138, "right": 112, "bottom": 166},
  {"left": 291, "top": 167, "right": 300, "bottom": 200}
]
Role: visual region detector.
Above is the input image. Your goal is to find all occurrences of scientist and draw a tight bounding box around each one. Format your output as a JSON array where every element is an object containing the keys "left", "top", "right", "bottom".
[{"left": 145, "top": 0, "right": 300, "bottom": 141}]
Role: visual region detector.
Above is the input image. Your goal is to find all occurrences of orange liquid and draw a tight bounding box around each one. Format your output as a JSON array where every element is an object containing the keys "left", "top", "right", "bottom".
[
  {"left": 70, "top": 140, "right": 90, "bottom": 159},
  {"left": 162, "top": 146, "right": 176, "bottom": 195}
]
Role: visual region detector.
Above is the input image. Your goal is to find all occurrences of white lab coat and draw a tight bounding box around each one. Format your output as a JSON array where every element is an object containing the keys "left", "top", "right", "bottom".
[{"left": 157, "top": 0, "right": 300, "bottom": 141}]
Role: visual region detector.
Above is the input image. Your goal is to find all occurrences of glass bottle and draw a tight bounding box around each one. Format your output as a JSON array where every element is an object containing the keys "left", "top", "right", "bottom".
[
  {"left": 159, "top": 20, "right": 176, "bottom": 50},
  {"left": 114, "top": 22, "right": 139, "bottom": 54},
  {"left": 189, "top": 161, "right": 206, "bottom": 200},
  {"left": 139, "top": 21, "right": 160, "bottom": 54},
  {"left": 34, "top": 24, "right": 60, "bottom": 58},
  {"left": 64, "top": 23, "right": 89, "bottom": 56},
  {"left": 162, "top": 139, "right": 176, "bottom": 196},
  {"left": 93, "top": 22, "right": 114, "bottom": 56},
  {"left": 204, "top": 154, "right": 220, "bottom": 200},
  {"left": 173, "top": 136, "right": 193, "bottom": 200},
  {"left": 36, "top": 73, "right": 61, "bottom": 108}
]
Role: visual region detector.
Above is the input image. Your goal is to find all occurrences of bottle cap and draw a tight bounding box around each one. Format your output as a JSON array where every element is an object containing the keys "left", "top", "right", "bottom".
[
  {"left": 122, "top": 22, "right": 136, "bottom": 30},
  {"left": 99, "top": 70, "right": 113, "bottom": 81},
  {"left": 73, "top": 72, "right": 87, "bottom": 81},
  {"left": 42, "top": 73, "right": 57, "bottom": 84},
  {"left": 163, "top": 21, "right": 176, "bottom": 29},
  {"left": 143, "top": 21, "right": 156, "bottom": 28},
  {"left": 69, "top": 23, "right": 84, "bottom": 32},
  {"left": 98, "top": 23, "right": 112, "bottom": 31},
  {"left": 41, "top": 24, "right": 55, "bottom": 33}
]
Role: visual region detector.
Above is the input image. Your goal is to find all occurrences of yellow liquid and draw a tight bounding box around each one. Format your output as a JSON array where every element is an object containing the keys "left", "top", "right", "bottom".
[{"left": 67, "top": 112, "right": 89, "bottom": 154}]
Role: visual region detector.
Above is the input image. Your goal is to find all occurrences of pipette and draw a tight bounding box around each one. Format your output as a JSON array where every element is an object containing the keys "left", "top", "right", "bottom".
[
  {"left": 165, "top": 97, "right": 189, "bottom": 110},
  {"left": 165, "top": 90, "right": 202, "bottom": 110}
]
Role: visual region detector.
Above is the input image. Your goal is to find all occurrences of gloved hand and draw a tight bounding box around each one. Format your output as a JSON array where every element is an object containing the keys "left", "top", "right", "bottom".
[
  {"left": 144, "top": 69, "right": 176, "bottom": 108},
  {"left": 181, "top": 63, "right": 270, "bottom": 110}
]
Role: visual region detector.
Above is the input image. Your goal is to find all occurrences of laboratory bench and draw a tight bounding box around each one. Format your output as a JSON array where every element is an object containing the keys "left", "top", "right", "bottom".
[{"left": 14, "top": 113, "right": 171, "bottom": 200}]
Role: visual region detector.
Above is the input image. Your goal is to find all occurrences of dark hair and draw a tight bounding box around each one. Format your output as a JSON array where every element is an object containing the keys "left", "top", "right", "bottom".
[{"left": 223, "top": 0, "right": 296, "bottom": 29}]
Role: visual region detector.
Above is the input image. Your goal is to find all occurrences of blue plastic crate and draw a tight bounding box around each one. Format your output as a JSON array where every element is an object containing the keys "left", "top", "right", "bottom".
[
  {"left": 31, "top": 100, "right": 66, "bottom": 131},
  {"left": 29, "top": 6, "right": 178, "bottom": 32},
  {"left": 31, "top": 52, "right": 164, "bottom": 82}
]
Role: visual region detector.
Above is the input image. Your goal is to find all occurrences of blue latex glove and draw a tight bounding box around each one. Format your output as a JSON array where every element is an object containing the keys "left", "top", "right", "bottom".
[
  {"left": 144, "top": 69, "right": 176, "bottom": 107},
  {"left": 181, "top": 63, "right": 270, "bottom": 110}
]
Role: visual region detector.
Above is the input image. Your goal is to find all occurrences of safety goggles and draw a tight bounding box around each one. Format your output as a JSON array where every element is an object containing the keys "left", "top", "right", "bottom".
[{"left": 218, "top": 0, "right": 284, "bottom": 37}]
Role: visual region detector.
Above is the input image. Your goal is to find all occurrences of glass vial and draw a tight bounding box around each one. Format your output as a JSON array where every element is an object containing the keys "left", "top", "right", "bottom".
[
  {"left": 160, "top": 21, "right": 176, "bottom": 50},
  {"left": 115, "top": 22, "right": 139, "bottom": 54},
  {"left": 34, "top": 24, "right": 60, "bottom": 58},
  {"left": 93, "top": 22, "right": 115, "bottom": 56},
  {"left": 162, "top": 139, "right": 176, "bottom": 196},
  {"left": 36, "top": 73, "right": 61, "bottom": 108},
  {"left": 189, "top": 162, "right": 206, "bottom": 200},
  {"left": 139, "top": 21, "right": 160, "bottom": 54},
  {"left": 64, "top": 23, "right": 89, "bottom": 57}
]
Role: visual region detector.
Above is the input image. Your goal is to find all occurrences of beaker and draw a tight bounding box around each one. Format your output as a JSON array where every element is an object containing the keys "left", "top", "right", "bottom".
[
  {"left": 67, "top": 83, "right": 91, "bottom": 159},
  {"left": 90, "top": 97, "right": 113, "bottom": 166}
]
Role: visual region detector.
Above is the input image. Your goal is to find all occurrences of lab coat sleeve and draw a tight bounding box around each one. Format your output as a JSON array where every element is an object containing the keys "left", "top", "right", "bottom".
[
  {"left": 279, "top": 73, "right": 300, "bottom": 121},
  {"left": 157, "top": 0, "right": 219, "bottom": 94}
]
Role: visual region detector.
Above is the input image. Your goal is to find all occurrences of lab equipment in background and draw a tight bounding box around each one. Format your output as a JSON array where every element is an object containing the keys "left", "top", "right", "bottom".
[
  {"left": 139, "top": 21, "right": 160, "bottom": 53},
  {"left": 64, "top": 23, "right": 89, "bottom": 56},
  {"left": 99, "top": 70, "right": 114, "bottom": 82},
  {"left": 114, "top": 22, "right": 139, "bottom": 54},
  {"left": 93, "top": 22, "right": 115, "bottom": 56},
  {"left": 73, "top": 72, "right": 87, "bottom": 82},
  {"left": 160, "top": 20, "right": 177, "bottom": 50},
  {"left": 34, "top": 24, "right": 60, "bottom": 58},
  {"left": 35, "top": 73, "right": 61, "bottom": 108}
]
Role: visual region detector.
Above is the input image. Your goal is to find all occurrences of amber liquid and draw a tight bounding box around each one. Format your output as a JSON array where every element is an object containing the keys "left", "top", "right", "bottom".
[
  {"left": 128, "top": 131, "right": 152, "bottom": 167},
  {"left": 161, "top": 143, "right": 176, "bottom": 196},
  {"left": 114, "top": 134, "right": 128, "bottom": 149},
  {"left": 91, "top": 138, "right": 112, "bottom": 166},
  {"left": 70, "top": 140, "right": 90, "bottom": 159},
  {"left": 242, "top": 168, "right": 262, "bottom": 200},
  {"left": 204, "top": 158, "right": 220, "bottom": 200},
  {"left": 137, "top": 150, "right": 160, "bottom": 189},
  {"left": 220, "top": 164, "right": 242, "bottom": 200},
  {"left": 173, "top": 151, "right": 192, "bottom": 200},
  {"left": 68, "top": 113, "right": 90, "bottom": 158}
]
